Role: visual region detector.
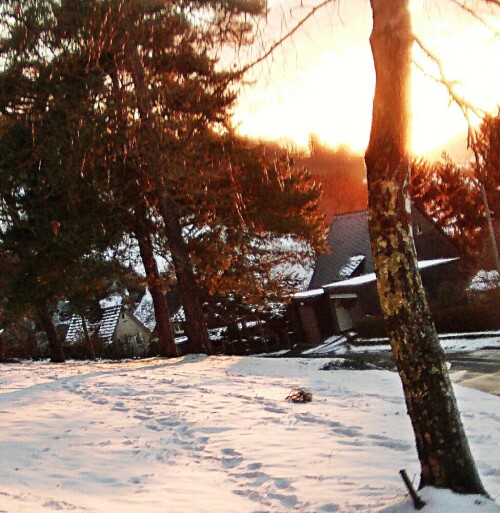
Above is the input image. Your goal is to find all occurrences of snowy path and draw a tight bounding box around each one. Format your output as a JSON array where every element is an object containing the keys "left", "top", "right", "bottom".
[{"left": 0, "top": 356, "right": 499, "bottom": 512}]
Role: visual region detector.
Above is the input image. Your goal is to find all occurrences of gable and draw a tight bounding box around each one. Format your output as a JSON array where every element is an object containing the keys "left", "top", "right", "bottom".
[
  {"left": 114, "top": 310, "right": 152, "bottom": 340},
  {"left": 309, "top": 211, "right": 373, "bottom": 289}
]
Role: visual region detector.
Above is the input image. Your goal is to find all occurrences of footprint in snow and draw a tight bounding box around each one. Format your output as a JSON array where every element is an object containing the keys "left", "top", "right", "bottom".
[
  {"left": 268, "top": 493, "right": 299, "bottom": 508},
  {"left": 320, "top": 503, "right": 340, "bottom": 512},
  {"left": 111, "top": 401, "right": 129, "bottom": 412},
  {"left": 263, "top": 406, "right": 286, "bottom": 414},
  {"left": 222, "top": 456, "right": 244, "bottom": 469},
  {"left": 273, "top": 477, "right": 291, "bottom": 490},
  {"left": 221, "top": 448, "right": 244, "bottom": 469},
  {"left": 42, "top": 500, "right": 64, "bottom": 510}
]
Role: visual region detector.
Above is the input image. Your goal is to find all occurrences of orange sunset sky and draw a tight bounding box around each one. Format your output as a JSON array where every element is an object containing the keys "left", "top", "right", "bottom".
[{"left": 232, "top": 0, "right": 500, "bottom": 157}]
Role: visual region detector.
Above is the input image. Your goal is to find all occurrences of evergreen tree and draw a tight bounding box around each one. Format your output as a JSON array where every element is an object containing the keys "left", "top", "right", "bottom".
[
  {"left": 411, "top": 112, "right": 500, "bottom": 265},
  {"left": 476, "top": 112, "right": 500, "bottom": 217},
  {"left": 0, "top": 1, "right": 127, "bottom": 360},
  {"left": 179, "top": 136, "right": 327, "bottom": 326},
  {"left": 1, "top": 0, "right": 325, "bottom": 359},
  {"left": 411, "top": 156, "right": 484, "bottom": 259}
]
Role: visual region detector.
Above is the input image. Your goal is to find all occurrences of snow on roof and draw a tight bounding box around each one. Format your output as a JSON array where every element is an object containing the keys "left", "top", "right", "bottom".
[
  {"left": 97, "top": 305, "right": 121, "bottom": 343},
  {"left": 338, "top": 255, "right": 365, "bottom": 279},
  {"left": 133, "top": 290, "right": 156, "bottom": 332},
  {"left": 172, "top": 306, "right": 185, "bottom": 323},
  {"left": 99, "top": 294, "right": 123, "bottom": 309},
  {"left": 65, "top": 301, "right": 122, "bottom": 345},
  {"left": 293, "top": 288, "right": 325, "bottom": 299},
  {"left": 65, "top": 315, "right": 86, "bottom": 344},
  {"left": 324, "top": 258, "right": 458, "bottom": 289},
  {"left": 469, "top": 269, "right": 500, "bottom": 292}
]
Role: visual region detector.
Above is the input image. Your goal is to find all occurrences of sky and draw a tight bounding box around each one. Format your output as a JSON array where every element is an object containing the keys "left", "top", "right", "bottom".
[{"left": 232, "top": 0, "right": 500, "bottom": 156}]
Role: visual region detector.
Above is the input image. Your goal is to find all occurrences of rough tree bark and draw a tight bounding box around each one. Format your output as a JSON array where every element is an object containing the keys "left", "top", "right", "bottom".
[
  {"left": 37, "top": 304, "right": 65, "bottom": 363},
  {"left": 127, "top": 41, "right": 213, "bottom": 355},
  {"left": 135, "top": 228, "right": 177, "bottom": 357},
  {"left": 365, "top": 0, "right": 487, "bottom": 495},
  {"left": 159, "top": 201, "right": 213, "bottom": 355}
]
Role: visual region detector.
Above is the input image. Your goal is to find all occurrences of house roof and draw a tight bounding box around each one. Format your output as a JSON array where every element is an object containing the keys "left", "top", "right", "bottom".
[
  {"left": 309, "top": 208, "right": 460, "bottom": 290},
  {"left": 97, "top": 305, "right": 122, "bottom": 342},
  {"left": 323, "top": 258, "right": 459, "bottom": 290},
  {"left": 132, "top": 288, "right": 184, "bottom": 333},
  {"left": 65, "top": 304, "right": 122, "bottom": 344}
]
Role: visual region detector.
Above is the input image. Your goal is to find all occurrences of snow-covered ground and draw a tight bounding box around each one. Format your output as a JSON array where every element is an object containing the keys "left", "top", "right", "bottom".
[
  {"left": 0, "top": 356, "right": 499, "bottom": 513},
  {"left": 303, "top": 331, "right": 500, "bottom": 357}
]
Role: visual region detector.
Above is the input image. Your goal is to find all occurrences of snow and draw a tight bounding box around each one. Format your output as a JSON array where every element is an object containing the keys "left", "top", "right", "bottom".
[
  {"left": 293, "top": 288, "right": 324, "bottom": 299},
  {"left": 324, "top": 258, "right": 459, "bottom": 289},
  {"left": 99, "top": 294, "right": 123, "bottom": 309},
  {"left": 1, "top": 356, "right": 499, "bottom": 513},
  {"left": 469, "top": 270, "right": 500, "bottom": 292},
  {"left": 305, "top": 331, "right": 500, "bottom": 356},
  {"left": 133, "top": 290, "right": 157, "bottom": 331},
  {"left": 338, "top": 255, "right": 365, "bottom": 279}
]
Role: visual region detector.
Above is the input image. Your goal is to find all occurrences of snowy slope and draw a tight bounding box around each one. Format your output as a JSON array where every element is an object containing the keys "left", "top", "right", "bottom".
[{"left": 0, "top": 356, "right": 498, "bottom": 513}]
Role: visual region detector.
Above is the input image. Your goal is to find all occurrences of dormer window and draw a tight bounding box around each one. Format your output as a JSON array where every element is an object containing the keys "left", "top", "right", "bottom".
[{"left": 339, "top": 255, "right": 365, "bottom": 279}]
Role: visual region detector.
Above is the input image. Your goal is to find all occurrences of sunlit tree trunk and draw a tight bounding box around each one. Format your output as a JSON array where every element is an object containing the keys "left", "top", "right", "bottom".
[
  {"left": 37, "top": 304, "right": 65, "bottom": 363},
  {"left": 365, "top": 0, "right": 487, "bottom": 495}
]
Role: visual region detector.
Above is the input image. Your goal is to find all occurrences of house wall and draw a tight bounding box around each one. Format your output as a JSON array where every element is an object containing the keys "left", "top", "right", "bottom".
[
  {"left": 292, "top": 293, "right": 337, "bottom": 346},
  {"left": 113, "top": 311, "right": 151, "bottom": 353}
]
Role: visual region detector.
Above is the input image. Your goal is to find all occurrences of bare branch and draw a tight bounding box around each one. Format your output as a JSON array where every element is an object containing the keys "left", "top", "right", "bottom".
[
  {"left": 413, "top": 35, "right": 486, "bottom": 148},
  {"left": 447, "top": 0, "right": 500, "bottom": 36},
  {"left": 239, "top": 0, "right": 335, "bottom": 74}
]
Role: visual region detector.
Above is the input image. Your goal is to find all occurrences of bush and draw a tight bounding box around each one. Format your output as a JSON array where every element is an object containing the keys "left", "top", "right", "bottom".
[
  {"left": 354, "top": 297, "right": 500, "bottom": 338},
  {"left": 321, "top": 352, "right": 395, "bottom": 371},
  {"left": 353, "top": 316, "right": 387, "bottom": 338}
]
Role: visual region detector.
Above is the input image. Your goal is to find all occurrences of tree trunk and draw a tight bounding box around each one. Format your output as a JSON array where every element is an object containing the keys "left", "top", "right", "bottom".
[
  {"left": 0, "top": 336, "right": 6, "bottom": 362},
  {"left": 37, "top": 304, "right": 65, "bottom": 363},
  {"left": 127, "top": 41, "right": 212, "bottom": 355},
  {"left": 79, "top": 314, "right": 96, "bottom": 361},
  {"left": 160, "top": 201, "right": 213, "bottom": 354},
  {"left": 365, "top": 0, "right": 487, "bottom": 495},
  {"left": 136, "top": 228, "right": 177, "bottom": 357}
]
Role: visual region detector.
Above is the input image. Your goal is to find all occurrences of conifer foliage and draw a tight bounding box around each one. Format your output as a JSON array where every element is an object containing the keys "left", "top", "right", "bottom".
[
  {"left": 0, "top": 0, "right": 326, "bottom": 358},
  {"left": 411, "top": 113, "right": 500, "bottom": 263}
]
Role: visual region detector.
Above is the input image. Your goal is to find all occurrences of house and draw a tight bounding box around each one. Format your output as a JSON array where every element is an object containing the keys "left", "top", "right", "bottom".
[
  {"left": 291, "top": 208, "right": 462, "bottom": 346},
  {"left": 133, "top": 288, "right": 186, "bottom": 337},
  {"left": 65, "top": 295, "right": 152, "bottom": 357}
]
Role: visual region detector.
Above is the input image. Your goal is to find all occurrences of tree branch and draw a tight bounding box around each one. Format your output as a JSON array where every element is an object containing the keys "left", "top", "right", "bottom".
[
  {"left": 447, "top": 0, "right": 500, "bottom": 36},
  {"left": 413, "top": 35, "right": 486, "bottom": 147},
  {"left": 239, "top": 0, "right": 336, "bottom": 75}
]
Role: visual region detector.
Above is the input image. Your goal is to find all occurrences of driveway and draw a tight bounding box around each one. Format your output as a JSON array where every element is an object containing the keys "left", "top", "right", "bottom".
[{"left": 447, "top": 350, "right": 500, "bottom": 397}]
